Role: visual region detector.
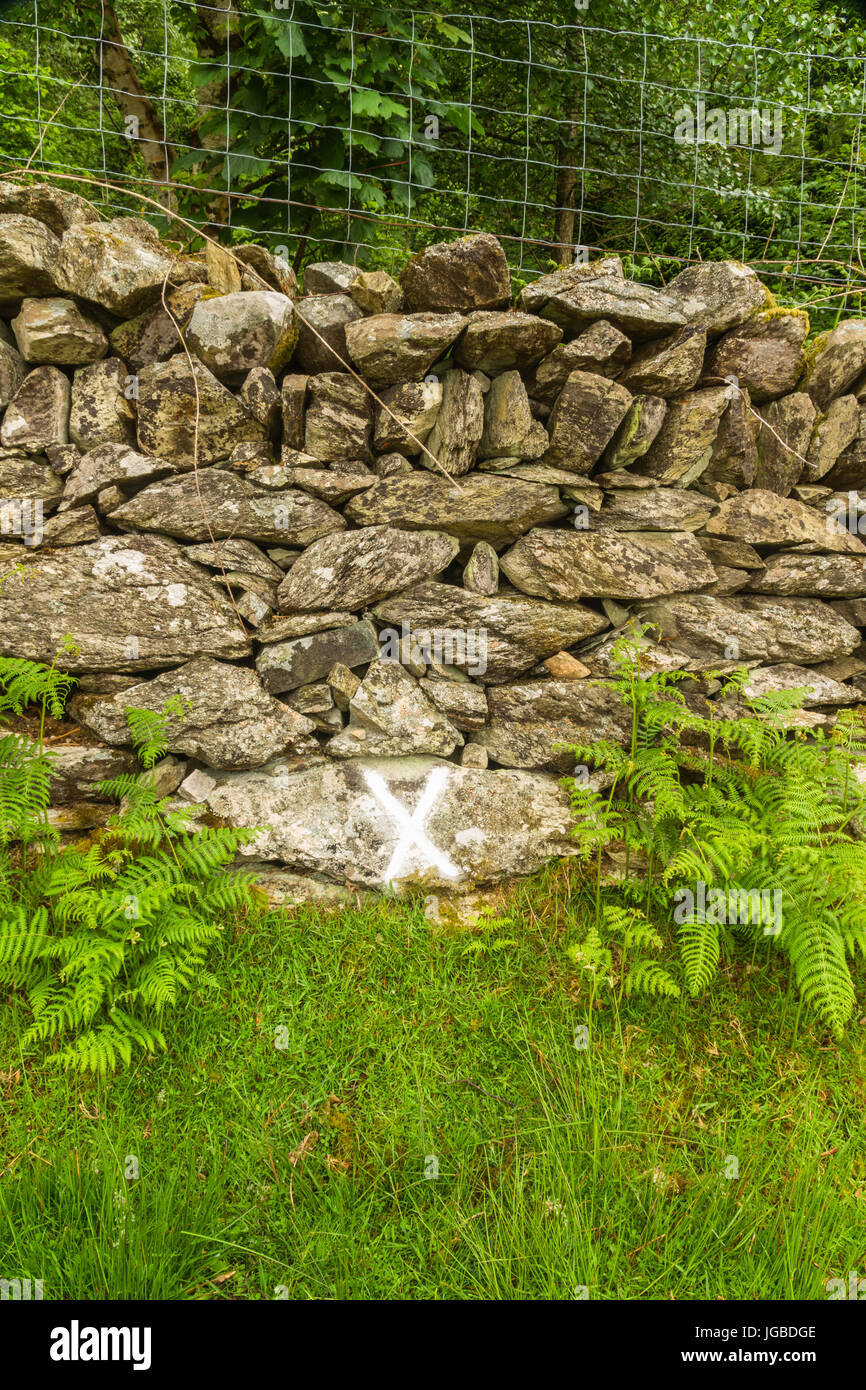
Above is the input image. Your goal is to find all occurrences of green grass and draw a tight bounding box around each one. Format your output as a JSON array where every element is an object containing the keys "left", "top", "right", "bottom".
[{"left": 0, "top": 866, "right": 864, "bottom": 1300}]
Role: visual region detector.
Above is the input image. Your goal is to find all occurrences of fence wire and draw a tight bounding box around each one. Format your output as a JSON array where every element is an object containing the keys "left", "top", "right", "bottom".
[{"left": 0, "top": 2, "right": 864, "bottom": 325}]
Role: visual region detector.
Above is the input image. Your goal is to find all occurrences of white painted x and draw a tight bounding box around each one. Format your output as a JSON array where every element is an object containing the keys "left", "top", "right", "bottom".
[{"left": 363, "top": 766, "right": 460, "bottom": 886}]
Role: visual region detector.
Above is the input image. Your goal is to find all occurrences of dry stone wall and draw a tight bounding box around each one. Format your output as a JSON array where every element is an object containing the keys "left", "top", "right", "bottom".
[{"left": 2, "top": 182, "right": 866, "bottom": 900}]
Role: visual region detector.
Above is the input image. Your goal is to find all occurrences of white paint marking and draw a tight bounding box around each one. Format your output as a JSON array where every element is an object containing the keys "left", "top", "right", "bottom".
[{"left": 363, "top": 766, "right": 461, "bottom": 886}]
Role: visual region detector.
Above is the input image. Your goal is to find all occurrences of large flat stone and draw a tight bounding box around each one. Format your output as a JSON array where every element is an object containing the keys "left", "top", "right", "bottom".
[
  {"left": 344, "top": 311, "right": 465, "bottom": 388},
  {"left": 706, "top": 489, "right": 865, "bottom": 554},
  {"left": 637, "top": 593, "right": 861, "bottom": 665},
  {"left": 110, "top": 468, "right": 345, "bottom": 545},
  {"left": 200, "top": 755, "right": 584, "bottom": 889},
  {"left": 0, "top": 535, "right": 250, "bottom": 671},
  {"left": 71, "top": 658, "right": 318, "bottom": 770},
  {"left": 371, "top": 580, "right": 608, "bottom": 681},
  {"left": 344, "top": 472, "right": 569, "bottom": 545},
  {"left": 276, "top": 525, "right": 458, "bottom": 610},
  {"left": 256, "top": 618, "right": 380, "bottom": 693},
  {"left": 500, "top": 527, "right": 716, "bottom": 600},
  {"left": 519, "top": 260, "right": 686, "bottom": 338},
  {"left": 745, "top": 552, "right": 866, "bottom": 597},
  {"left": 470, "top": 679, "right": 630, "bottom": 770}
]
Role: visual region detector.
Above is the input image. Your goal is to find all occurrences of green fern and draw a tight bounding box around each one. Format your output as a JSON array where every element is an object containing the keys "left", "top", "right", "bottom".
[
  {"left": 0, "top": 664, "right": 260, "bottom": 1074},
  {"left": 563, "top": 627, "right": 866, "bottom": 1038}
]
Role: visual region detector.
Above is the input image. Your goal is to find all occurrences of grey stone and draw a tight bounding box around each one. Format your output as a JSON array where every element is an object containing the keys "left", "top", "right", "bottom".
[
  {"left": 136, "top": 355, "right": 265, "bottom": 466},
  {"left": 745, "top": 552, "right": 866, "bottom": 597},
  {"left": 55, "top": 218, "right": 174, "bottom": 315},
  {"left": 184, "top": 538, "right": 284, "bottom": 581},
  {"left": 344, "top": 472, "right": 569, "bottom": 545},
  {"left": 31, "top": 505, "right": 100, "bottom": 547},
  {"left": 344, "top": 311, "right": 465, "bottom": 388},
  {"left": 256, "top": 618, "right": 380, "bottom": 693},
  {"left": 706, "top": 489, "right": 865, "bottom": 554},
  {"left": 754, "top": 392, "right": 816, "bottom": 495},
  {"left": 0, "top": 215, "right": 61, "bottom": 300},
  {"left": 500, "top": 527, "right": 716, "bottom": 600},
  {"left": 542, "top": 370, "right": 632, "bottom": 473},
  {"left": 0, "top": 338, "right": 27, "bottom": 409},
  {"left": 107, "top": 283, "right": 205, "bottom": 371},
  {"left": 637, "top": 593, "right": 861, "bottom": 665},
  {"left": 740, "top": 664, "right": 858, "bottom": 706},
  {"left": 256, "top": 611, "right": 357, "bottom": 644},
  {"left": 803, "top": 395, "right": 860, "bottom": 482},
  {"left": 349, "top": 269, "right": 405, "bottom": 315},
  {"left": 277, "top": 467, "right": 375, "bottom": 505},
  {"left": 799, "top": 320, "right": 866, "bottom": 411},
  {"left": 0, "top": 183, "right": 96, "bottom": 237},
  {"left": 63, "top": 442, "right": 173, "bottom": 506},
  {"left": 419, "top": 677, "right": 488, "bottom": 731},
  {"left": 639, "top": 386, "right": 730, "bottom": 485},
  {"left": 11, "top": 297, "right": 108, "bottom": 365},
  {"left": 234, "top": 244, "right": 298, "bottom": 297},
  {"left": 0, "top": 365, "right": 70, "bottom": 450},
  {"left": 304, "top": 261, "right": 359, "bottom": 295},
  {"left": 186, "top": 291, "right": 297, "bottom": 384},
  {"left": 239, "top": 366, "right": 281, "bottom": 434},
  {"left": 462, "top": 541, "right": 499, "bottom": 595},
  {"left": 471, "top": 679, "right": 630, "bottom": 771},
  {"left": 303, "top": 371, "right": 372, "bottom": 461},
  {"left": 280, "top": 373, "right": 308, "bottom": 451},
  {"left": 0, "top": 534, "right": 250, "bottom": 671},
  {"left": 0, "top": 450, "right": 63, "bottom": 512},
  {"left": 110, "top": 468, "right": 346, "bottom": 546},
  {"left": 601, "top": 393, "right": 667, "bottom": 471},
  {"left": 277, "top": 525, "right": 458, "bottom": 610},
  {"left": 400, "top": 233, "right": 511, "bottom": 312},
  {"left": 701, "top": 390, "right": 759, "bottom": 490},
  {"left": 200, "top": 755, "right": 583, "bottom": 889},
  {"left": 292, "top": 293, "right": 362, "bottom": 374},
  {"left": 421, "top": 368, "right": 485, "bottom": 476},
  {"left": 531, "top": 321, "right": 632, "bottom": 400},
  {"left": 519, "top": 260, "right": 686, "bottom": 338},
  {"left": 477, "top": 370, "right": 534, "bottom": 461},
  {"left": 703, "top": 310, "right": 808, "bottom": 401},
  {"left": 374, "top": 378, "right": 442, "bottom": 455},
  {"left": 455, "top": 310, "right": 562, "bottom": 373},
  {"left": 618, "top": 325, "right": 707, "bottom": 397},
  {"left": 72, "top": 657, "right": 317, "bottom": 770},
  {"left": 592, "top": 487, "right": 716, "bottom": 532},
  {"left": 69, "top": 358, "right": 135, "bottom": 451},
  {"left": 328, "top": 660, "right": 463, "bottom": 758},
  {"left": 372, "top": 581, "right": 608, "bottom": 681},
  {"left": 665, "top": 260, "right": 766, "bottom": 335}
]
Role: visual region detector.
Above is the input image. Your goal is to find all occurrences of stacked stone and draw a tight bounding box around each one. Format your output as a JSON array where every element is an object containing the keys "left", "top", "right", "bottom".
[{"left": 1, "top": 180, "right": 865, "bottom": 893}]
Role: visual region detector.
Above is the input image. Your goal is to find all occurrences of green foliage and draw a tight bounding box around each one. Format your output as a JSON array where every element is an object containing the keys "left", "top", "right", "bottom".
[
  {"left": 565, "top": 630, "right": 866, "bottom": 1038},
  {"left": 0, "top": 2, "right": 863, "bottom": 319},
  {"left": 0, "top": 652, "right": 258, "bottom": 1074}
]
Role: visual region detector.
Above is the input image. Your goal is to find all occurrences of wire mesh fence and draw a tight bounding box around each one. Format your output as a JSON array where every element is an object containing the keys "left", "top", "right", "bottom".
[{"left": 0, "top": 2, "right": 864, "bottom": 325}]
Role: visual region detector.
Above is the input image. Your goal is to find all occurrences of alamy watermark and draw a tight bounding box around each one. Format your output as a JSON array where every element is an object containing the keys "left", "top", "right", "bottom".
[
  {"left": 0, "top": 1277, "right": 43, "bottom": 1299},
  {"left": 674, "top": 100, "right": 784, "bottom": 155},
  {"left": 0, "top": 498, "right": 43, "bottom": 546},
  {"left": 826, "top": 491, "right": 866, "bottom": 536},
  {"left": 674, "top": 882, "right": 783, "bottom": 936}
]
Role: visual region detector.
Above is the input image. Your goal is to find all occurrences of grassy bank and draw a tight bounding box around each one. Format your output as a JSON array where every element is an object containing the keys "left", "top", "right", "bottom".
[{"left": 1, "top": 868, "right": 863, "bottom": 1300}]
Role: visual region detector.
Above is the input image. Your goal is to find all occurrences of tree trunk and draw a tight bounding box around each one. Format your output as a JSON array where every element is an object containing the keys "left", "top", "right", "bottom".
[
  {"left": 99, "top": 4, "right": 174, "bottom": 206},
  {"left": 553, "top": 109, "right": 581, "bottom": 265},
  {"left": 192, "top": 1, "right": 240, "bottom": 236}
]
